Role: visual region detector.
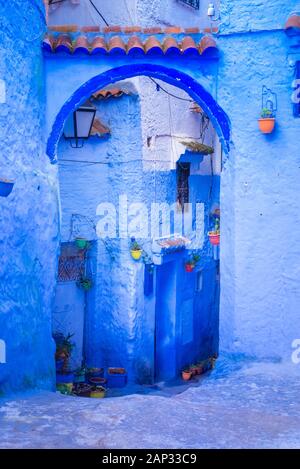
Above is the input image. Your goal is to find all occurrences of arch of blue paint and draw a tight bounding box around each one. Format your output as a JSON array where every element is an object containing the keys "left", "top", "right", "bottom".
[{"left": 47, "top": 63, "right": 231, "bottom": 163}]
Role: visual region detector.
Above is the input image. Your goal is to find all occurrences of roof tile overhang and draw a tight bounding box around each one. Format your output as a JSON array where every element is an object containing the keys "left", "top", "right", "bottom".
[
  {"left": 284, "top": 14, "right": 300, "bottom": 36},
  {"left": 43, "top": 26, "right": 219, "bottom": 58}
]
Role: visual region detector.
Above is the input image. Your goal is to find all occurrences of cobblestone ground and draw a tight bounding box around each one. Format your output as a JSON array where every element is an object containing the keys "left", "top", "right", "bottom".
[{"left": 0, "top": 355, "right": 299, "bottom": 449}]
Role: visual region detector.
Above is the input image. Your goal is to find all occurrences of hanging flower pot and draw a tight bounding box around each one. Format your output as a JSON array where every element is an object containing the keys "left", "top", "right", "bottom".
[
  {"left": 129, "top": 237, "right": 143, "bottom": 261},
  {"left": 75, "top": 237, "right": 89, "bottom": 250},
  {"left": 181, "top": 369, "right": 192, "bottom": 381},
  {"left": 208, "top": 231, "right": 220, "bottom": 246},
  {"left": 185, "top": 252, "right": 200, "bottom": 272},
  {"left": 0, "top": 178, "right": 15, "bottom": 198},
  {"left": 258, "top": 109, "right": 275, "bottom": 134},
  {"left": 131, "top": 249, "right": 142, "bottom": 261},
  {"left": 77, "top": 276, "right": 93, "bottom": 291},
  {"left": 185, "top": 263, "right": 195, "bottom": 273}
]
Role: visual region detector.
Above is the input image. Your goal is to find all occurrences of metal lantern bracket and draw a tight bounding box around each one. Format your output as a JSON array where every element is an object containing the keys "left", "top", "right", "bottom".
[
  {"left": 63, "top": 101, "right": 96, "bottom": 149},
  {"left": 262, "top": 85, "right": 277, "bottom": 115}
]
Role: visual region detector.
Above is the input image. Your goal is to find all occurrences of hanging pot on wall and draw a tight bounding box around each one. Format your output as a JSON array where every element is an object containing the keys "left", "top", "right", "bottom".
[
  {"left": 208, "top": 231, "right": 220, "bottom": 246},
  {"left": 258, "top": 118, "right": 275, "bottom": 134},
  {"left": 185, "top": 263, "right": 195, "bottom": 273},
  {"left": 0, "top": 178, "right": 15, "bottom": 198},
  {"left": 75, "top": 237, "right": 89, "bottom": 250},
  {"left": 130, "top": 249, "right": 142, "bottom": 261}
]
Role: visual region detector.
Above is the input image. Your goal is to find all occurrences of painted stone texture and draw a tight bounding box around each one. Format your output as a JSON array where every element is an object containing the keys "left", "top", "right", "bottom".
[
  {"left": 0, "top": 1, "right": 59, "bottom": 393},
  {"left": 218, "top": 0, "right": 300, "bottom": 359}
]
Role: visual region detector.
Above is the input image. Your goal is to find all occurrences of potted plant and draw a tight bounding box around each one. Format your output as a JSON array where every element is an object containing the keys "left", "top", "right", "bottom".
[
  {"left": 73, "top": 383, "right": 92, "bottom": 398},
  {"left": 0, "top": 178, "right": 15, "bottom": 198},
  {"left": 74, "top": 366, "right": 86, "bottom": 383},
  {"left": 75, "top": 237, "right": 90, "bottom": 250},
  {"left": 130, "top": 237, "right": 143, "bottom": 261},
  {"left": 87, "top": 367, "right": 104, "bottom": 379},
  {"left": 181, "top": 369, "right": 192, "bottom": 381},
  {"left": 56, "top": 383, "right": 73, "bottom": 395},
  {"left": 88, "top": 377, "right": 107, "bottom": 387},
  {"left": 107, "top": 367, "right": 127, "bottom": 388},
  {"left": 185, "top": 252, "right": 200, "bottom": 272},
  {"left": 258, "top": 108, "right": 276, "bottom": 134},
  {"left": 208, "top": 217, "right": 220, "bottom": 246},
  {"left": 90, "top": 385, "right": 106, "bottom": 398},
  {"left": 53, "top": 332, "right": 74, "bottom": 373},
  {"left": 194, "top": 362, "right": 205, "bottom": 375},
  {"left": 189, "top": 364, "right": 199, "bottom": 376},
  {"left": 77, "top": 276, "right": 93, "bottom": 291}
]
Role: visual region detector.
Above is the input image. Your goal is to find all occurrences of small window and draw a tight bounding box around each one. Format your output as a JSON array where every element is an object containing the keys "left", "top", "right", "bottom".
[
  {"left": 178, "top": 0, "right": 200, "bottom": 9},
  {"left": 177, "top": 162, "right": 190, "bottom": 208},
  {"left": 293, "top": 61, "right": 300, "bottom": 118}
]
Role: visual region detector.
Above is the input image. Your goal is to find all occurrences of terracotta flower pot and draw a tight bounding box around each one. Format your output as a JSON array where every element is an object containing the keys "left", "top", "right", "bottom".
[
  {"left": 181, "top": 370, "right": 192, "bottom": 381},
  {"left": 88, "top": 377, "right": 107, "bottom": 387},
  {"left": 208, "top": 232, "right": 220, "bottom": 246},
  {"left": 258, "top": 118, "right": 275, "bottom": 134},
  {"left": 185, "top": 263, "right": 195, "bottom": 273},
  {"left": 130, "top": 249, "right": 142, "bottom": 261}
]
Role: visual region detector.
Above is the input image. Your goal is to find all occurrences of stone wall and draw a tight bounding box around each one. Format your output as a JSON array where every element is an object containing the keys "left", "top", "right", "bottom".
[{"left": 0, "top": 1, "right": 59, "bottom": 393}]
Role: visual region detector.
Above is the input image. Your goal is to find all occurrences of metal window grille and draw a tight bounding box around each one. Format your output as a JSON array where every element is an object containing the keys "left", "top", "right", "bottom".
[
  {"left": 57, "top": 243, "right": 85, "bottom": 282},
  {"left": 178, "top": 0, "right": 200, "bottom": 9},
  {"left": 177, "top": 162, "right": 191, "bottom": 208}
]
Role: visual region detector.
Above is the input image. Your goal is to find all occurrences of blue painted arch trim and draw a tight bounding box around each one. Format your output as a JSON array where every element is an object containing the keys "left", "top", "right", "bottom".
[{"left": 47, "top": 63, "right": 231, "bottom": 163}]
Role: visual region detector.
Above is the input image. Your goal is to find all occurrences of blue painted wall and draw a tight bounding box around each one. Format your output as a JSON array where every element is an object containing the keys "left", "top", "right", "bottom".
[
  {"left": 218, "top": 0, "right": 300, "bottom": 360},
  {"left": 0, "top": 1, "right": 58, "bottom": 394},
  {"left": 1, "top": 0, "right": 300, "bottom": 394}
]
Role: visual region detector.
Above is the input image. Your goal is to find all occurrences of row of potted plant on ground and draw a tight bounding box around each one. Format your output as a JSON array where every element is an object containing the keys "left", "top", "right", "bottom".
[
  {"left": 181, "top": 355, "right": 217, "bottom": 381},
  {"left": 53, "top": 331, "right": 127, "bottom": 398},
  {"left": 57, "top": 366, "right": 128, "bottom": 398}
]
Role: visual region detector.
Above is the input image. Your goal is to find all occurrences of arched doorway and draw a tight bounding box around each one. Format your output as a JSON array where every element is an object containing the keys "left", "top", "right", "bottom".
[
  {"left": 46, "top": 64, "right": 230, "bottom": 163},
  {"left": 49, "top": 64, "right": 230, "bottom": 390}
]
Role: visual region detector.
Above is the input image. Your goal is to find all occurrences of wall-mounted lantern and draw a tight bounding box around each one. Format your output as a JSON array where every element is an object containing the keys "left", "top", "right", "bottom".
[
  {"left": 258, "top": 86, "right": 277, "bottom": 134},
  {"left": 207, "top": 3, "right": 220, "bottom": 21},
  {"left": 63, "top": 101, "right": 96, "bottom": 148}
]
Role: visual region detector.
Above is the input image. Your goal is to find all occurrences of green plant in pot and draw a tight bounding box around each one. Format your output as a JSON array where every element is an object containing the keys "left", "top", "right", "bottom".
[
  {"left": 208, "top": 217, "right": 220, "bottom": 246},
  {"left": 75, "top": 237, "right": 90, "bottom": 250},
  {"left": 77, "top": 276, "right": 93, "bottom": 291},
  {"left": 130, "top": 237, "right": 143, "bottom": 261},
  {"left": 53, "top": 332, "right": 75, "bottom": 373},
  {"left": 258, "top": 108, "right": 276, "bottom": 134},
  {"left": 185, "top": 251, "right": 200, "bottom": 273}
]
